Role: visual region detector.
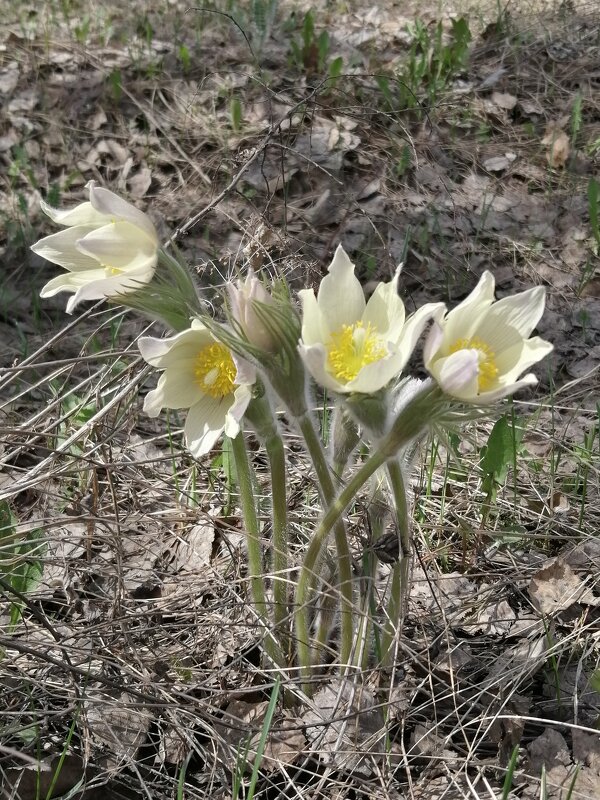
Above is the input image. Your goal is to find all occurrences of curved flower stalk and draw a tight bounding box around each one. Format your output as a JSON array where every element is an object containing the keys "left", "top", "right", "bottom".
[
  {"left": 32, "top": 180, "right": 158, "bottom": 313},
  {"left": 424, "top": 271, "right": 553, "bottom": 403},
  {"left": 298, "top": 245, "right": 445, "bottom": 395},
  {"left": 139, "top": 320, "right": 255, "bottom": 458}
]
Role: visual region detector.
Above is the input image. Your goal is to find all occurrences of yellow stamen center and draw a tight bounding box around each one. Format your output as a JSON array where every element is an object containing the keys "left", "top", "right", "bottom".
[
  {"left": 106, "top": 266, "right": 122, "bottom": 276},
  {"left": 449, "top": 336, "right": 498, "bottom": 391},
  {"left": 194, "top": 343, "right": 236, "bottom": 398},
  {"left": 327, "top": 321, "right": 387, "bottom": 383}
]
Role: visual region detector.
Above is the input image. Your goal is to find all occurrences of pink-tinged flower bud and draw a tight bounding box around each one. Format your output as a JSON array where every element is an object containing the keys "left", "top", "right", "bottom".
[{"left": 228, "top": 271, "right": 278, "bottom": 352}]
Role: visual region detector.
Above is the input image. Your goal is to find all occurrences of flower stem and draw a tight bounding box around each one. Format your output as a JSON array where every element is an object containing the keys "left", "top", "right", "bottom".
[
  {"left": 244, "top": 396, "right": 290, "bottom": 656},
  {"left": 230, "top": 432, "right": 284, "bottom": 668},
  {"left": 381, "top": 458, "right": 411, "bottom": 664},
  {"left": 264, "top": 428, "right": 290, "bottom": 652},
  {"left": 296, "top": 412, "right": 354, "bottom": 684},
  {"left": 295, "top": 382, "right": 443, "bottom": 690}
]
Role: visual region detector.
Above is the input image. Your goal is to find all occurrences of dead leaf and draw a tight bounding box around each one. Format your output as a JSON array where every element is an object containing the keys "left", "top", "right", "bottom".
[
  {"left": 411, "top": 723, "right": 455, "bottom": 760},
  {"left": 542, "top": 126, "right": 570, "bottom": 168},
  {"left": 215, "top": 701, "right": 304, "bottom": 773},
  {"left": 0, "top": 62, "right": 19, "bottom": 95},
  {"left": 304, "top": 679, "right": 388, "bottom": 775},
  {"left": 527, "top": 728, "right": 570, "bottom": 774},
  {"left": 488, "top": 637, "right": 547, "bottom": 683},
  {"left": 519, "top": 98, "right": 544, "bottom": 116},
  {"left": 170, "top": 523, "right": 215, "bottom": 573},
  {"left": 564, "top": 539, "right": 600, "bottom": 571},
  {"left": 86, "top": 690, "right": 152, "bottom": 770},
  {"left": 8, "top": 88, "right": 39, "bottom": 113},
  {"left": 529, "top": 558, "right": 596, "bottom": 614},
  {"left": 491, "top": 91, "right": 517, "bottom": 110},
  {"left": 127, "top": 167, "right": 152, "bottom": 198}
]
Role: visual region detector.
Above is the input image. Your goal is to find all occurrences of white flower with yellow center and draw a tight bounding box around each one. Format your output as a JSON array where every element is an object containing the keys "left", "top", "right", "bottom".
[
  {"left": 424, "top": 271, "right": 553, "bottom": 403},
  {"left": 139, "top": 320, "right": 256, "bottom": 458},
  {"left": 31, "top": 180, "right": 158, "bottom": 313},
  {"left": 298, "top": 245, "right": 445, "bottom": 394}
]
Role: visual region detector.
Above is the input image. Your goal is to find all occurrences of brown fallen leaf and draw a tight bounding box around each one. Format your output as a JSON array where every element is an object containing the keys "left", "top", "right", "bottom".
[
  {"left": 542, "top": 125, "right": 570, "bottom": 168},
  {"left": 491, "top": 91, "right": 517, "bottom": 110},
  {"left": 529, "top": 558, "right": 596, "bottom": 615},
  {"left": 215, "top": 700, "right": 304, "bottom": 773}
]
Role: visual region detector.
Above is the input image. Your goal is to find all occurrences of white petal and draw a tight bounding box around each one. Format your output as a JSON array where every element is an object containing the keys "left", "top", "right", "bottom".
[
  {"left": 77, "top": 221, "right": 157, "bottom": 270},
  {"left": 362, "top": 266, "right": 405, "bottom": 339},
  {"left": 152, "top": 369, "right": 201, "bottom": 411},
  {"left": 485, "top": 286, "right": 547, "bottom": 338},
  {"left": 87, "top": 181, "right": 158, "bottom": 243},
  {"left": 31, "top": 226, "right": 102, "bottom": 271},
  {"left": 232, "top": 353, "right": 256, "bottom": 387},
  {"left": 39, "top": 199, "right": 110, "bottom": 227},
  {"left": 473, "top": 312, "right": 524, "bottom": 358},
  {"left": 316, "top": 245, "right": 365, "bottom": 334},
  {"left": 443, "top": 271, "right": 495, "bottom": 348},
  {"left": 40, "top": 269, "right": 107, "bottom": 298},
  {"left": 497, "top": 336, "right": 553, "bottom": 383},
  {"left": 423, "top": 320, "right": 445, "bottom": 365},
  {"left": 64, "top": 268, "right": 155, "bottom": 313},
  {"left": 476, "top": 373, "right": 538, "bottom": 404},
  {"left": 298, "top": 343, "right": 346, "bottom": 393},
  {"left": 430, "top": 349, "right": 480, "bottom": 399},
  {"left": 143, "top": 374, "right": 169, "bottom": 417},
  {"left": 224, "top": 384, "right": 253, "bottom": 437},
  {"left": 345, "top": 350, "right": 404, "bottom": 393},
  {"left": 396, "top": 302, "right": 446, "bottom": 365},
  {"left": 139, "top": 326, "right": 211, "bottom": 369},
  {"left": 299, "top": 289, "right": 327, "bottom": 345},
  {"left": 184, "top": 396, "right": 228, "bottom": 457}
]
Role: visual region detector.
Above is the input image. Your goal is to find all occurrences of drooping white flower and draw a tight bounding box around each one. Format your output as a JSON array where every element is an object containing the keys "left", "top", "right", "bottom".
[
  {"left": 31, "top": 180, "right": 158, "bottom": 313},
  {"left": 138, "top": 320, "right": 255, "bottom": 458},
  {"left": 298, "top": 245, "right": 444, "bottom": 394},
  {"left": 227, "top": 270, "right": 277, "bottom": 352},
  {"left": 423, "top": 271, "right": 553, "bottom": 403}
]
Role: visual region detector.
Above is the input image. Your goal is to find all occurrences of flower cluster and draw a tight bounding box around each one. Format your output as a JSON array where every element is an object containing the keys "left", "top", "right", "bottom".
[
  {"left": 33, "top": 184, "right": 552, "bottom": 451},
  {"left": 33, "top": 182, "right": 554, "bottom": 683}
]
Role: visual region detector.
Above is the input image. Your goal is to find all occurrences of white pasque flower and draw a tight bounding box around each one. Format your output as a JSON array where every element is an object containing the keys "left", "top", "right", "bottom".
[
  {"left": 424, "top": 271, "right": 553, "bottom": 403},
  {"left": 31, "top": 180, "right": 158, "bottom": 313},
  {"left": 139, "top": 320, "right": 256, "bottom": 458},
  {"left": 227, "top": 270, "right": 277, "bottom": 352},
  {"left": 298, "top": 245, "right": 445, "bottom": 394}
]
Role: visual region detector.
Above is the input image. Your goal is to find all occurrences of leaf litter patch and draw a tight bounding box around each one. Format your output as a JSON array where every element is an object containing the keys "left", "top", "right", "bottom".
[{"left": 0, "top": 0, "right": 599, "bottom": 798}]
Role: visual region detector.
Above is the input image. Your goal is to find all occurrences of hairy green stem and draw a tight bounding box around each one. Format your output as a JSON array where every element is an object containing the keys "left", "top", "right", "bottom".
[
  {"left": 296, "top": 412, "right": 354, "bottom": 682},
  {"left": 381, "top": 458, "right": 411, "bottom": 664},
  {"left": 295, "top": 382, "right": 443, "bottom": 690},
  {"left": 264, "top": 428, "right": 290, "bottom": 652},
  {"left": 244, "top": 396, "right": 290, "bottom": 655},
  {"left": 230, "top": 432, "right": 284, "bottom": 668}
]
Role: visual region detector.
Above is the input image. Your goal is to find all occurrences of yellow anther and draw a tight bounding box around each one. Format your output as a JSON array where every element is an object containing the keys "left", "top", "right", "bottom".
[
  {"left": 327, "top": 321, "right": 387, "bottom": 383},
  {"left": 194, "top": 343, "right": 236, "bottom": 398}
]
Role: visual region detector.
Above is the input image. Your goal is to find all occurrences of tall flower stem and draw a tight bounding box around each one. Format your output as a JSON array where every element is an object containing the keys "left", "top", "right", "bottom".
[
  {"left": 295, "top": 382, "right": 443, "bottom": 692},
  {"left": 355, "top": 482, "right": 388, "bottom": 671},
  {"left": 264, "top": 430, "right": 290, "bottom": 649},
  {"left": 381, "top": 458, "right": 411, "bottom": 665},
  {"left": 230, "top": 432, "right": 285, "bottom": 668},
  {"left": 296, "top": 412, "right": 354, "bottom": 676},
  {"left": 244, "top": 396, "right": 290, "bottom": 653}
]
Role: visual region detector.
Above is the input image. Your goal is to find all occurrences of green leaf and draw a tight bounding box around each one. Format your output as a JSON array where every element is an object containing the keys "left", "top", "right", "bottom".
[{"left": 480, "top": 414, "right": 523, "bottom": 485}]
